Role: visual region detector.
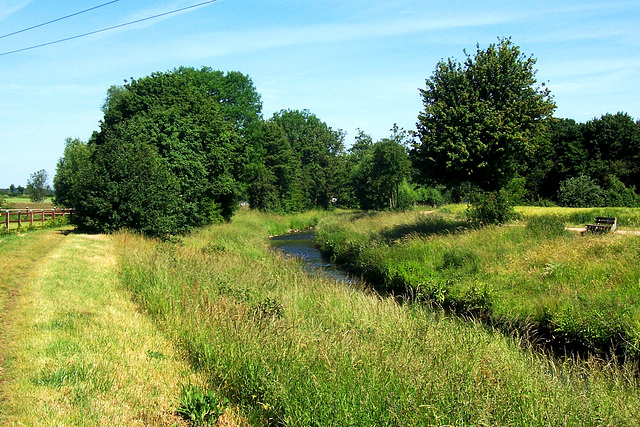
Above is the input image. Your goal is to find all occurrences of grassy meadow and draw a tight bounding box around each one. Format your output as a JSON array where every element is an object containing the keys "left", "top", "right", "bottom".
[
  {"left": 2, "top": 207, "right": 640, "bottom": 425},
  {"left": 0, "top": 196, "right": 55, "bottom": 210},
  {"left": 315, "top": 207, "right": 640, "bottom": 357},
  {"left": 113, "top": 208, "right": 640, "bottom": 425}
]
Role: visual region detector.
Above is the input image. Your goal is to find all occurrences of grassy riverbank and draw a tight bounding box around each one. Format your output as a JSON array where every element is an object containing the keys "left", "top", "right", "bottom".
[
  {"left": 116, "top": 209, "right": 640, "bottom": 425},
  {"left": 315, "top": 208, "right": 640, "bottom": 358}
]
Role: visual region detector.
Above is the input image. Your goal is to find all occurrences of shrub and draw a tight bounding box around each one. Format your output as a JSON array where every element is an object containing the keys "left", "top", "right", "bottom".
[
  {"left": 605, "top": 176, "right": 639, "bottom": 207},
  {"left": 415, "top": 186, "right": 445, "bottom": 207},
  {"left": 395, "top": 181, "right": 417, "bottom": 211},
  {"left": 557, "top": 175, "right": 604, "bottom": 207},
  {"left": 466, "top": 189, "right": 517, "bottom": 225}
]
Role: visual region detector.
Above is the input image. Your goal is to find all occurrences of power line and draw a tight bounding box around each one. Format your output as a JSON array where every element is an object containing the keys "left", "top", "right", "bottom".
[
  {"left": 0, "top": 1, "right": 121, "bottom": 40},
  {"left": 0, "top": 0, "right": 222, "bottom": 57}
]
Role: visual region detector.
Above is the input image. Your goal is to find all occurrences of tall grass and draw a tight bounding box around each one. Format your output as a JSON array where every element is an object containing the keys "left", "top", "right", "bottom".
[
  {"left": 115, "top": 209, "right": 640, "bottom": 425},
  {"left": 315, "top": 209, "right": 640, "bottom": 358}
]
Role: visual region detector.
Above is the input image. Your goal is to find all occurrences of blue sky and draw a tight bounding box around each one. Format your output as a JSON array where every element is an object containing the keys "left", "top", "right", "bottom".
[{"left": 1, "top": 0, "right": 639, "bottom": 188}]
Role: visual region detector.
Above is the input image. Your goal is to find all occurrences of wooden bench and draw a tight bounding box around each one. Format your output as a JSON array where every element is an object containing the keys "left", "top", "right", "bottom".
[{"left": 585, "top": 217, "right": 617, "bottom": 233}]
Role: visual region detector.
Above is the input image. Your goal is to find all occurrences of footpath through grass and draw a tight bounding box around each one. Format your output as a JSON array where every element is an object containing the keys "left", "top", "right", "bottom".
[
  {"left": 115, "top": 209, "right": 640, "bottom": 425},
  {"left": 315, "top": 208, "right": 640, "bottom": 358},
  {"left": 0, "top": 229, "right": 204, "bottom": 425}
]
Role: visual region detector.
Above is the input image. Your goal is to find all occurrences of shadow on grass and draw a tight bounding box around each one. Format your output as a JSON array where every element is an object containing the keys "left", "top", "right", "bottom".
[{"left": 380, "top": 216, "right": 469, "bottom": 242}]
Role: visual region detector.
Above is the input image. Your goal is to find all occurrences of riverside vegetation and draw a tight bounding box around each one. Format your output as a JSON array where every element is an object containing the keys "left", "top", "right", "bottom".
[
  {"left": 112, "top": 208, "right": 640, "bottom": 425},
  {"left": 315, "top": 207, "right": 640, "bottom": 358}
]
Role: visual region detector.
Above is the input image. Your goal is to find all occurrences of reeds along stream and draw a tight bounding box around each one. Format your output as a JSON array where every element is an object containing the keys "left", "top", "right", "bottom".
[{"left": 270, "top": 232, "right": 360, "bottom": 285}]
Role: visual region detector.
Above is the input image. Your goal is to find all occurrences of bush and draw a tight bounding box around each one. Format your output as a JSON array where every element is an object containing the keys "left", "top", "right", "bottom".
[
  {"left": 605, "top": 176, "right": 639, "bottom": 207},
  {"left": 557, "top": 175, "right": 604, "bottom": 207},
  {"left": 395, "top": 181, "right": 417, "bottom": 211},
  {"left": 466, "top": 189, "right": 518, "bottom": 225},
  {"left": 415, "top": 186, "right": 445, "bottom": 207}
]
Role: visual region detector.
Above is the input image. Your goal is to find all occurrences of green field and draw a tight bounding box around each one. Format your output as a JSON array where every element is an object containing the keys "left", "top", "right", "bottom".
[
  {"left": 0, "top": 197, "right": 55, "bottom": 210},
  {"left": 2, "top": 209, "right": 640, "bottom": 425}
]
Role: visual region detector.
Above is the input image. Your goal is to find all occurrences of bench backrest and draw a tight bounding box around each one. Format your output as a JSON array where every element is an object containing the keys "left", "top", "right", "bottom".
[{"left": 594, "top": 217, "right": 616, "bottom": 225}]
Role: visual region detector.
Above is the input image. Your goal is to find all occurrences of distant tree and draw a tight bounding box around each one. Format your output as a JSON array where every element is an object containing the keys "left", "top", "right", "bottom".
[
  {"left": 26, "top": 169, "right": 49, "bottom": 203},
  {"left": 270, "top": 109, "right": 345, "bottom": 209},
  {"left": 349, "top": 129, "right": 374, "bottom": 158},
  {"left": 581, "top": 112, "right": 640, "bottom": 188},
  {"left": 412, "top": 38, "right": 555, "bottom": 193},
  {"left": 248, "top": 121, "right": 303, "bottom": 212},
  {"left": 354, "top": 139, "right": 411, "bottom": 210},
  {"left": 53, "top": 138, "right": 92, "bottom": 208}
]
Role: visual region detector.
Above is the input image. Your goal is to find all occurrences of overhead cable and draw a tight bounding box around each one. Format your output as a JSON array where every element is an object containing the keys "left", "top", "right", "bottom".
[
  {"left": 0, "top": 0, "right": 221, "bottom": 57},
  {"left": 0, "top": 0, "right": 121, "bottom": 40}
]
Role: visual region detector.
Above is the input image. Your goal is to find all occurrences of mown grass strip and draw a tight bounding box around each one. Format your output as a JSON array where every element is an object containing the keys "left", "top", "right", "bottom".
[
  {"left": 115, "top": 209, "right": 640, "bottom": 425},
  {"left": 0, "top": 230, "right": 204, "bottom": 425}
]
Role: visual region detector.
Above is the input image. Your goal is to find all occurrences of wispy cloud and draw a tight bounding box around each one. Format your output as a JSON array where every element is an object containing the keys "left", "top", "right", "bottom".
[
  {"left": 0, "top": 0, "right": 33, "bottom": 22},
  {"left": 173, "top": 11, "right": 520, "bottom": 59}
]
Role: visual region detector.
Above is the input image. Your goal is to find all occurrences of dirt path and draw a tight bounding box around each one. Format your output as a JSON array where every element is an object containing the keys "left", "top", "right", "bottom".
[
  {"left": 565, "top": 227, "right": 640, "bottom": 235},
  {"left": 0, "top": 230, "right": 200, "bottom": 425}
]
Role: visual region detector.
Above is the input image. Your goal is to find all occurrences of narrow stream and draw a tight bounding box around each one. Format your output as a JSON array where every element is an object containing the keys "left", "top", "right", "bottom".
[{"left": 270, "top": 232, "right": 359, "bottom": 284}]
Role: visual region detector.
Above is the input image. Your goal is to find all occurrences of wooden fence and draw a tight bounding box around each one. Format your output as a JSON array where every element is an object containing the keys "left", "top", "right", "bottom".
[{"left": 2, "top": 208, "right": 75, "bottom": 229}]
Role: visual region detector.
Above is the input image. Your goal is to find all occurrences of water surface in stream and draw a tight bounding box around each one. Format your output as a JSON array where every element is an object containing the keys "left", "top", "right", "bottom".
[{"left": 270, "top": 232, "right": 359, "bottom": 284}]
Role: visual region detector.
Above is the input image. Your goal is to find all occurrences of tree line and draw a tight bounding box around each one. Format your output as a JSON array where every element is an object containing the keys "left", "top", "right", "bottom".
[{"left": 53, "top": 39, "right": 640, "bottom": 237}]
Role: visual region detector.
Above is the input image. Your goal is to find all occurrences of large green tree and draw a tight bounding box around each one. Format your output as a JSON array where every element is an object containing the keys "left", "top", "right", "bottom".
[
  {"left": 65, "top": 68, "right": 249, "bottom": 236},
  {"left": 412, "top": 38, "right": 556, "bottom": 193}
]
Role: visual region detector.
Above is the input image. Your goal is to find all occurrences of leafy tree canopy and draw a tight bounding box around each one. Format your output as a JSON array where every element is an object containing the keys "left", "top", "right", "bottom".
[
  {"left": 270, "top": 109, "right": 345, "bottom": 209},
  {"left": 26, "top": 169, "right": 50, "bottom": 203},
  {"left": 412, "top": 38, "right": 556, "bottom": 192},
  {"left": 66, "top": 67, "right": 255, "bottom": 236}
]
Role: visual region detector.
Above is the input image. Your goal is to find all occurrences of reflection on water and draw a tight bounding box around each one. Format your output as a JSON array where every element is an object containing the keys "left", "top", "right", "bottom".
[{"left": 270, "top": 232, "right": 359, "bottom": 284}]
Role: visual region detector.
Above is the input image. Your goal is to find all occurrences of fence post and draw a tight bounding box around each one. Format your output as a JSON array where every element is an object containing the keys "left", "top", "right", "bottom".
[
  {"left": 17, "top": 210, "right": 21, "bottom": 228},
  {"left": 41, "top": 210, "right": 45, "bottom": 227},
  {"left": 29, "top": 209, "right": 34, "bottom": 226},
  {"left": 52, "top": 208, "right": 56, "bottom": 220},
  {"left": 4, "top": 210, "right": 7, "bottom": 229}
]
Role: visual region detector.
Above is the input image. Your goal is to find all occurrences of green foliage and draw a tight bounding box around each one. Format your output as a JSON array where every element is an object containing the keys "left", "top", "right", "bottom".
[
  {"left": 467, "top": 189, "right": 518, "bottom": 225},
  {"left": 604, "top": 175, "right": 639, "bottom": 207},
  {"left": 26, "top": 169, "right": 50, "bottom": 203},
  {"left": 557, "top": 174, "right": 604, "bottom": 207},
  {"left": 53, "top": 138, "right": 92, "bottom": 209},
  {"left": 61, "top": 68, "right": 261, "bottom": 237},
  {"left": 270, "top": 109, "right": 345, "bottom": 210},
  {"left": 177, "top": 384, "right": 228, "bottom": 425},
  {"left": 413, "top": 37, "right": 555, "bottom": 192},
  {"left": 353, "top": 139, "right": 411, "bottom": 210},
  {"left": 248, "top": 121, "right": 303, "bottom": 213}
]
